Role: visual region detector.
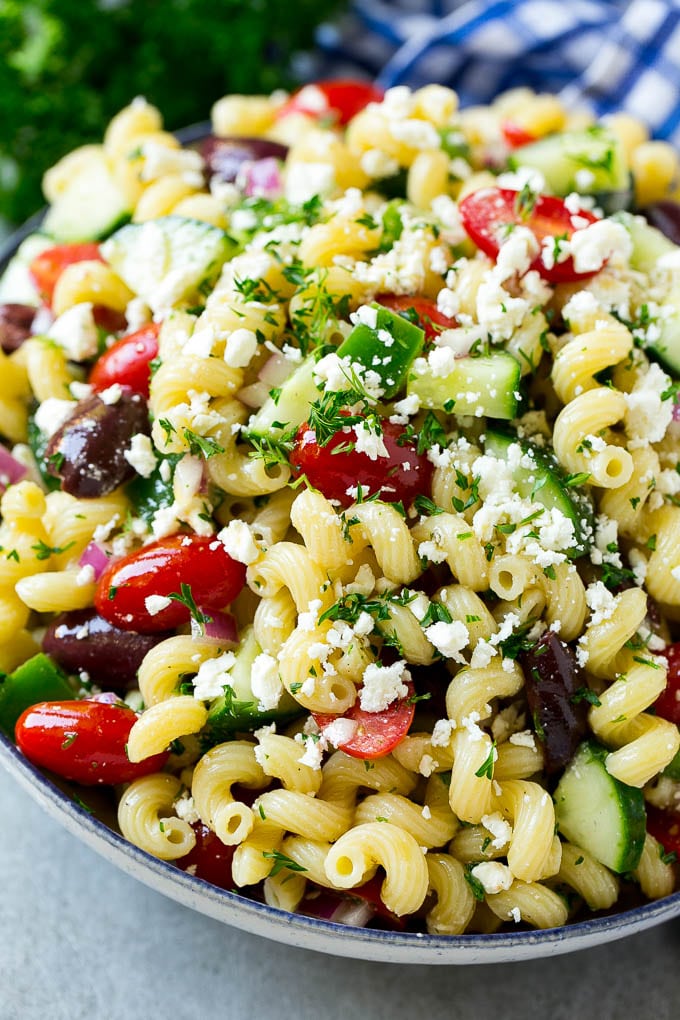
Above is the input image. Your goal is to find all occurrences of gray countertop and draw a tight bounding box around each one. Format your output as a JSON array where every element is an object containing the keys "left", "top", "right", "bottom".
[{"left": 1, "top": 765, "right": 679, "bottom": 1020}]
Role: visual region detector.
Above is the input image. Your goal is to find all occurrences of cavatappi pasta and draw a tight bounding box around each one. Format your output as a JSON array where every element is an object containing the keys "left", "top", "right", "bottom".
[{"left": 3, "top": 80, "right": 680, "bottom": 938}]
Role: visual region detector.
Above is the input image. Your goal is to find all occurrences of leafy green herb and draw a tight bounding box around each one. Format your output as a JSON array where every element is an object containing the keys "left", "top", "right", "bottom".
[
  {"left": 31, "top": 539, "right": 75, "bottom": 561},
  {"left": 474, "top": 742, "right": 497, "bottom": 780},
  {"left": 571, "top": 687, "right": 602, "bottom": 707},
  {"left": 167, "top": 582, "right": 212, "bottom": 632},
  {"left": 182, "top": 427, "right": 225, "bottom": 459},
  {"left": 464, "top": 865, "right": 486, "bottom": 901}
]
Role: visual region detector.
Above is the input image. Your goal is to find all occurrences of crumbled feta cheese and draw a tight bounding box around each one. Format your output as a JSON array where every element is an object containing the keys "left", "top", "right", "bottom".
[
  {"left": 192, "top": 651, "right": 236, "bottom": 700},
  {"left": 76, "top": 564, "right": 95, "bottom": 586},
  {"left": 481, "top": 812, "right": 513, "bottom": 850},
  {"left": 424, "top": 619, "right": 469, "bottom": 662},
  {"left": 48, "top": 303, "right": 99, "bottom": 361},
  {"left": 508, "top": 730, "right": 536, "bottom": 750},
  {"left": 124, "top": 433, "right": 158, "bottom": 478},
  {"left": 431, "top": 718, "right": 455, "bottom": 747},
  {"left": 322, "top": 717, "right": 359, "bottom": 747},
  {"left": 224, "top": 327, "right": 258, "bottom": 368},
  {"left": 251, "top": 652, "right": 282, "bottom": 712},
  {"left": 144, "top": 594, "right": 172, "bottom": 616},
  {"left": 34, "top": 398, "right": 75, "bottom": 438},
  {"left": 353, "top": 421, "right": 389, "bottom": 460},
  {"left": 174, "top": 792, "right": 200, "bottom": 824},
  {"left": 623, "top": 362, "right": 673, "bottom": 448},
  {"left": 584, "top": 580, "right": 618, "bottom": 625},
  {"left": 470, "top": 861, "right": 513, "bottom": 895},
  {"left": 217, "top": 519, "right": 261, "bottom": 565},
  {"left": 360, "top": 148, "right": 400, "bottom": 179},
  {"left": 359, "top": 660, "right": 410, "bottom": 713},
  {"left": 570, "top": 220, "right": 632, "bottom": 274}
]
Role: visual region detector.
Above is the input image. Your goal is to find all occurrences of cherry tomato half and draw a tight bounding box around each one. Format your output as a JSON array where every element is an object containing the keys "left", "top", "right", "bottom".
[
  {"left": 653, "top": 643, "right": 680, "bottom": 725},
  {"left": 375, "top": 294, "right": 456, "bottom": 342},
  {"left": 290, "top": 417, "right": 431, "bottom": 509},
  {"left": 15, "top": 699, "right": 168, "bottom": 785},
  {"left": 94, "top": 534, "right": 247, "bottom": 633},
  {"left": 90, "top": 322, "right": 160, "bottom": 398},
  {"left": 459, "top": 187, "right": 601, "bottom": 283},
  {"left": 276, "top": 79, "right": 384, "bottom": 126},
  {"left": 501, "top": 121, "right": 538, "bottom": 149},
  {"left": 646, "top": 806, "right": 680, "bottom": 857},
  {"left": 314, "top": 681, "right": 415, "bottom": 759},
  {"left": 176, "top": 822, "right": 235, "bottom": 889},
  {"left": 29, "top": 243, "right": 103, "bottom": 304}
]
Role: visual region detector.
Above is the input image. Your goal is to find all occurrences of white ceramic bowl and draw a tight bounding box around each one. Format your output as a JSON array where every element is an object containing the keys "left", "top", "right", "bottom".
[
  {"left": 2, "top": 200, "right": 680, "bottom": 965},
  {"left": 2, "top": 729, "right": 679, "bottom": 964}
]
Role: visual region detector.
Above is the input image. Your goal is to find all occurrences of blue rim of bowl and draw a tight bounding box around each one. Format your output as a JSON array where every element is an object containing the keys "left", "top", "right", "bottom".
[{"left": 2, "top": 133, "right": 680, "bottom": 960}]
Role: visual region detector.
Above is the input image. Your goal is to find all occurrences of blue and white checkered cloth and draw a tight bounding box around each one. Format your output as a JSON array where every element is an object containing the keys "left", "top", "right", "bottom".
[{"left": 311, "top": 0, "right": 680, "bottom": 144}]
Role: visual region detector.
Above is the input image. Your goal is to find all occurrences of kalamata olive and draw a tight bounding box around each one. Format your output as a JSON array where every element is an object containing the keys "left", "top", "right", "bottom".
[
  {"left": 0, "top": 303, "right": 35, "bottom": 353},
  {"left": 640, "top": 200, "right": 680, "bottom": 246},
  {"left": 519, "top": 632, "right": 589, "bottom": 774},
  {"left": 43, "top": 609, "right": 170, "bottom": 692},
  {"left": 200, "top": 135, "right": 288, "bottom": 184},
  {"left": 45, "top": 390, "right": 149, "bottom": 497}
]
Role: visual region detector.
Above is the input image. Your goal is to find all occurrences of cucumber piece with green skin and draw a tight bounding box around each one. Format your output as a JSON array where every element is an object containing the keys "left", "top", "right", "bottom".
[
  {"left": 43, "top": 152, "right": 133, "bottom": 243},
  {"left": 611, "top": 211, "right": 680, "bottom": 374},
  {"left": 337, "top": 303, "right": 425, "bottom": 399},
  {"left": 246, "top": 355, "right": 321, "bottom": 439},
  {"left": 101, "top": 216, "right": 235, "bottom": 311},
  {"left": 509, "top": 127, "right": 630, "bottom": 199},
  {"left": 0, "top": 653, "right": 75, "bottom": 738},
  {"left": 662, "top": 743, "right": 680, "bottom": 780},
  {"left": 407, "top": 351, "right": 521, "bottom": 420},
  {"left": 553, "top": 740, "right": 646, "bottom": 873},
  {"left": 203, "top": 626, "right": 302, "bottom": 744},
  {"left": 484, "top": 428, "right": 594, "bottom": 557}
]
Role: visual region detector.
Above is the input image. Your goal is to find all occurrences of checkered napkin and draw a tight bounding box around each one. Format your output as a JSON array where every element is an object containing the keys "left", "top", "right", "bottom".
[{"left": 313, "top": 0, "right": 680, "bottom": 143}]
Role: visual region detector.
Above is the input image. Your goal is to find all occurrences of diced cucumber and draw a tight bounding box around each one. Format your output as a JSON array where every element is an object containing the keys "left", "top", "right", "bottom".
[
  {"left": 101, "top": 216, "right": 235, "bottom": 311},
  {"left": 509, "top": 127, "right": 630, "bottom": 199},
  {"left": 43, "top": 150, "right": 133, "bottom": 242},
  {"left": 337, "top": 303, "right": 425, "bottom": 399},
  {"left": 554, "top": 740, "right": 646, "bottom": 874},
  {"left": 0, "top": 653, "right": 75, "bottom": 738},
  {"left": 611, "top": 210, "right": 677, "bottom": 273},
  {"left": 484, "top": 428, "right": 594, "bottom": 557},
  {"left": 407, "top": 352, "right": 521, "bottom": 420},
  {"left": 0, "top": 233, "right": 54, "bottom": 306},
  {"left": 246, "top": 355, "right": 321, "bottom": 438},
  {"left": 202, "top": 626, "right": 301, "bottom": 744},
  {"left": 611, "top": 211, "right": 680, "bottom": 374}
]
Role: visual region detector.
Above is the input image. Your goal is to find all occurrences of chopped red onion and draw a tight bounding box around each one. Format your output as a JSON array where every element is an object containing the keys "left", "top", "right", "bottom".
[
  {"left": 258, "top": 351, "right": 296, "bottom": 388},
  {"left": 673, "top": 395, "right": 680, "bottom": 421},
  {"left": 329, "top": 899, "right": 376, "bottom": 927},
  {"left": 78, "top": 541, "right": 110, "bottom": 580},
  {"left": 88, "top": 691, "right": 126, "bottom": 705},
  {"left": 0, "top": 443, "right": 28, "bottom": 493},
  {"left": 203, "top": 610, "right": 238, "bottom": 644},
  {"left": 300, "top": 889, "right": 375, "bottom": 927},
  {"left": 242, "top": 157, "right": 283, "bottom": 199},
  {"left": 237, "top": 380, "right": 272, "bottom": 409}
]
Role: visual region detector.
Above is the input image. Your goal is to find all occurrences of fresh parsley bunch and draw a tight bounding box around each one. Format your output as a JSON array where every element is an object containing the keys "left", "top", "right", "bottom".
[{"left": 0, "top": 0, "right": 345, "bottom": 225}]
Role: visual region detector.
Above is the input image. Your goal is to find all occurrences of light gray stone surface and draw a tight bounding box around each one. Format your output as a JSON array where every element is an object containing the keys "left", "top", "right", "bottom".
[{"left": 1, "top": 766, "right": 679, "bottom": 1020}]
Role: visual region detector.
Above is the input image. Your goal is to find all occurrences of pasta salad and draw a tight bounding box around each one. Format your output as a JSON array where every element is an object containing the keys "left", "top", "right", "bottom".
[{"left": 2, "top": 80, "right": 680, "bottom": 935}]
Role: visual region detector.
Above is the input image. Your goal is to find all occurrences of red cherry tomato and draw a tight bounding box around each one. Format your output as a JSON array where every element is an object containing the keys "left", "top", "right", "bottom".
[
  {"left": 653, "top": 643, "right": 680, "bottom": 725},
  {"left": 459, "top": 187, "right": 601, "bottom": 283},
  {"left": 176, "top": 822, "right": 235, "bottom": 889},
  {"left": 94, "top": 534, "right": 247, "bottom": 633},
  {"left": 15, "top": 699, "right": 168, "bottom": 785},
  {"left": 646, "top": 806, "right": 680, "bottom": 857},
  {"left": 501, "top": 121, "right": 538, "bottom": 149},
  {"left": 290, "top": 417, "right": 431, "bottom": 509},
  {"left": 29, "top": 243, "right": 103, "bottom": 304},
  {"left": 314, "top": 681, "right": 415, "bottom": 759},
  {"left": 90, "top": 323, "right": 160, "bottom": 398},
  {"left": 375, "top": 294, "right": 456, "bottom": 342},
  {"left": 276, "top": 79, "right": 384, "bottom": 126}
]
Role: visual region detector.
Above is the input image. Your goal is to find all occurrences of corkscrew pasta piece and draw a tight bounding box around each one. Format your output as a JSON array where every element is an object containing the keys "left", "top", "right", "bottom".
[
  {"left": 324, "top": 822, "right": 430, "bottom": 917},
  {"left": 556, "top": 843, "right": 619, "bottom": 911},
  {"left": 118, "top": 773, "right": 196, "bottom": 860},
  {"left": 552, "top": 387, "right": 633, "bottom": 488},
  {"left": 191, "top": 740, "right": 269, "bottom": 846},
  {"left": 126, "top": 696, "right": 209, "bottom": 763},
  {"left": 425, "top": 853, "right": 476, "bottom": 935},
  {"left": 486, "top": 880, "right": 569, "bottom": 930}
]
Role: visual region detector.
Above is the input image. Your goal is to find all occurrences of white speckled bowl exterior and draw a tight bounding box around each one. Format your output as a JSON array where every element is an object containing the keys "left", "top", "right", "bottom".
[{"left": 2, "top": 175, "right": 680, "bottom": 964}]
